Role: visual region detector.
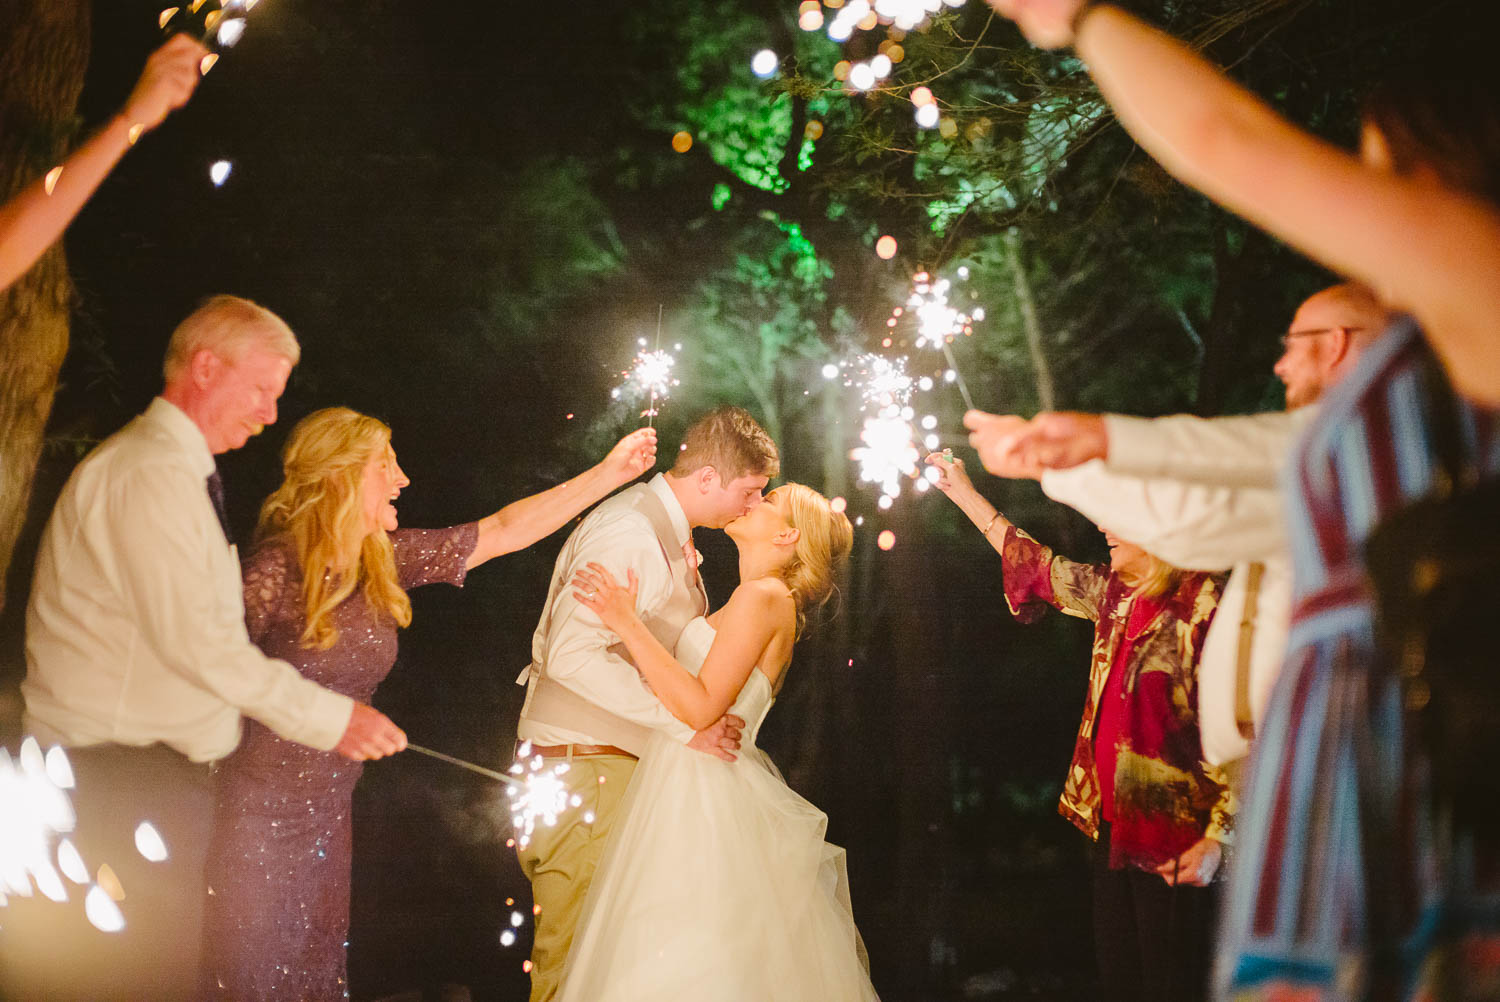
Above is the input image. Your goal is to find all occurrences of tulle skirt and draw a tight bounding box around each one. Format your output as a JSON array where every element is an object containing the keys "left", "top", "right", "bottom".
[{"left": 558, "top": 732, "right": 879, "bottom": 1002}]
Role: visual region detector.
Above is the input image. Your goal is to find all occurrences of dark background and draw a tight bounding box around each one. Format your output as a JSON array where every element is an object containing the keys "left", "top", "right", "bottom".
[{"left": 0, "top": 0, "right": 1454, "bottom": 997}]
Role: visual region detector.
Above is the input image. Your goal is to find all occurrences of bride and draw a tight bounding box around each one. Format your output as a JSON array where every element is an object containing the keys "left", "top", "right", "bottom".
[{"left": 561, "top": 483, "right": 877, "bottom": 1001}]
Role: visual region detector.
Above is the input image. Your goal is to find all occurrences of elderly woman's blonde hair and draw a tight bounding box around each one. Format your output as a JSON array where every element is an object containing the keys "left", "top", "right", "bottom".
[
  {"left": 162, "top": 294, "right": 300, "bottom": 383},
  {"left": 775, "top": 483, "right": 854, "bottom": 636},
  {"left": 254, "top": 407, "right": 410, "bottom": 650},
  {"left": 1128, "top": 551, "right": 1184, "bottom": 600}
]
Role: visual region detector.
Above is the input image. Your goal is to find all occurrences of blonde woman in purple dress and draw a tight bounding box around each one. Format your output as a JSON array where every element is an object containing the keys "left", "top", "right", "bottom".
[{"left": 206, "top": 407, "right": 656, "bottom": 1001}]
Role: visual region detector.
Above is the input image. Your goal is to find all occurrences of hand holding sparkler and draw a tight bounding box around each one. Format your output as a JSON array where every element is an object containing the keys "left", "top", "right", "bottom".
[
  {"left": 122, "top": 34, "right": 208, "bottom": 137},
  {"left": 333, "top": 703, "right": 407, "bottom": 761},
  {"left": 600, "top": 428, "right": 658, "bottom": 487}
]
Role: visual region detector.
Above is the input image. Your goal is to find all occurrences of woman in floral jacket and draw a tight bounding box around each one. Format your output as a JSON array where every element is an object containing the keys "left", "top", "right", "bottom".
[{"left": 929, "top": 452, "right": 1232, "bottom": 1002}]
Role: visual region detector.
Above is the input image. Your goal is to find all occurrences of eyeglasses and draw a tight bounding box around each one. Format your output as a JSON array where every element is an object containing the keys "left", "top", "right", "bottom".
[{"left": 1278, "top": 325, "right": 1364, "bottom": 349}]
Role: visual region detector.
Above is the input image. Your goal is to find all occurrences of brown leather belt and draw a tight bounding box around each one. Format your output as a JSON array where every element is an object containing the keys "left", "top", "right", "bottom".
[{"left": 517, "top": 741, "right": 637, "bottom": 759}]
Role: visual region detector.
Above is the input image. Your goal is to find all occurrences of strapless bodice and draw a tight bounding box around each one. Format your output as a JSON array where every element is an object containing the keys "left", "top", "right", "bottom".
[{"left": 676, "top": 617, "right": 774, "bottom": 745}]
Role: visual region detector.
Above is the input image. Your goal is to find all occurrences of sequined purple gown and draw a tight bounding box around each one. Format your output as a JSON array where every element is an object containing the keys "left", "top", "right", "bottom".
[{"left": 207, "top": 524, "right": 477, "bottom": 1002}]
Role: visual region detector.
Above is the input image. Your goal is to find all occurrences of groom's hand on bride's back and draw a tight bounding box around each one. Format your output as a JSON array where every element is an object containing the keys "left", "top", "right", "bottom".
[{"left": 688, "top": 713, "right": 745, "bottom": 762}]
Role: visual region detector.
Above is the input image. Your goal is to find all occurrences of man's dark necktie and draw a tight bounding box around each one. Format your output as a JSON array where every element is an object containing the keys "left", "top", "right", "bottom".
[{"left": 206, "top": 470, "right": 233, "bottom": 546}]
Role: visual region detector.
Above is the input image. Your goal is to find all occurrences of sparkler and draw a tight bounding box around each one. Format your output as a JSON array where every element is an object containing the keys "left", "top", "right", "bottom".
[
  {"left": 853, "top": 353, "right": 913, "bottom": 412},
  {"left": 900, "top": 271, "right": 977, "bottom": 411},
  {"left": 404, "top": 741, "right": 591, "bottom": 853},
  {"left": 613, "top": 307, "right": 681, "bottom": 427},
  {"left": 505, "top": 741, "right": 593, "bottom": 851},
  {"left": 852, "top": 413, "right": 920, "bottom": 503}
]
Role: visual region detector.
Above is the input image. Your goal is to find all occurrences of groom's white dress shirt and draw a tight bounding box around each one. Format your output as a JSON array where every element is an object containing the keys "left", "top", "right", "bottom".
[
  {"left": 1039, "top": 408, "right": 1314, "bottom": 767},
  {"left": 23, "top": 397, "right": 354, "bottom": 762},
  {"left": 517, "top": 473, "right": 697, "bottom": 748}
]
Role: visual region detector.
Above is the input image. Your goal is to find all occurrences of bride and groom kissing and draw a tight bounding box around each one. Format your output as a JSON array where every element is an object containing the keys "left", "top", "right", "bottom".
[{"left": 514, "top": 405, "right": 879, "bottom": 1001}]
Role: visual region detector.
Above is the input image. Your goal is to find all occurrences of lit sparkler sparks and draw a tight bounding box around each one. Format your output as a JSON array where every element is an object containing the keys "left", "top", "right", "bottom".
[
  {"left": 897, "top": 271, "right": 978, "bottom": 410},
  {"left": 507, "top": 741, "right": 590, "bottom": 851},
  {"left": 852, "top": 414, "right": 920, "bottom": 503},
  {"left": 853, "top": 353, "right": 913, "bottom": 412},
  {"left": 612, "top": 337, "right": 681, "bottom": 424},
  {"left": 0, "top": 739, "right": 130, "bottom": 932}
]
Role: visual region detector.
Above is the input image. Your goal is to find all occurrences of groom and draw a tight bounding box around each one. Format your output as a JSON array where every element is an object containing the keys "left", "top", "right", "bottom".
[{"left": 514, "top": 405, "right": 780, "bottom": 1001}]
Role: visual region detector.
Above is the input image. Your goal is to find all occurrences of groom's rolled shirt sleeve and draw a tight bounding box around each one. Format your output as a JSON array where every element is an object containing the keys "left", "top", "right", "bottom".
[{"left": 541, "top": 516, "right": 697, "bottom": 744}]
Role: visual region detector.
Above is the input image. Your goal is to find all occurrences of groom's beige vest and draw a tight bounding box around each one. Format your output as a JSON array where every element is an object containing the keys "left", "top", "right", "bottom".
[{"left": 517, "top": 483, "right": 708, "bottom": 755}]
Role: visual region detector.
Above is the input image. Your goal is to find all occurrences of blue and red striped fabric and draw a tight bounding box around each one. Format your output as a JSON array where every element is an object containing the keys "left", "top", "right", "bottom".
[{"left": 1217, "top": 317, "right": 1500, "bottom": 1001}]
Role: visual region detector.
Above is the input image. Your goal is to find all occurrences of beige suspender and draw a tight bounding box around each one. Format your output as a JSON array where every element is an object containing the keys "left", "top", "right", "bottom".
[{"left": 1234, "top": 562, "right": 1265, "bottom": 740}]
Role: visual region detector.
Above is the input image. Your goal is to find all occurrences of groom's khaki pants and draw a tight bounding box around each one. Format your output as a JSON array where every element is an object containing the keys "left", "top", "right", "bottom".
[{"left": 516, "top": 752, "right": 638, "bottom": 1002}]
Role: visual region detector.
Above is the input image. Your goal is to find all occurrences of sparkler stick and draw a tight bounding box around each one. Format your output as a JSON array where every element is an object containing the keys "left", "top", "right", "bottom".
[
  {"left": 941, "top": 341, "right": 976, "bottom": 411},
  {"left": 649, "top": 304, "right": 663, "bottom": 429},
  {"left": 406, "top": 743, "right": 518, "bottom": 788}
]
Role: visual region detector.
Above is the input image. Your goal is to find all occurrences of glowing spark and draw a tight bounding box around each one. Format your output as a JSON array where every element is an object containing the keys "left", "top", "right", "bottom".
[
  {"left": 507, "top": 748, "right": 577, "bottom": 851},
  {"left": 915, "top": 103, "right": 940, "bottom": 129},
  {"left": 853, "top": 354, "right": 913, "bottom": 411},
  {"left": 57, "top": 839, "right": 89, "bottom": 884},
  {"left": 751, "top": 49, "right": 778, "bottom": 78},
  {"left": 96, "top": 863, "right": 125, "bottom": 901},
  {"left": 44, "top": 746, "right": 73, "bottom": 789},
  {"left": 821, "top": 363, "right": 840, "bottom": 379},
  {"left": 217, "top": 17, "right": 247, "bottom": 47},
  {"left": 209, "top": 160, "right": 233, "bottom": 187},
  {"left": 910, "top": 86, "right": 934, "bottom": 107},
  {"left": 615, "top": 338, "right": 680, "bottom": 420},
  {"left": 43, "top": 166, "right": 63, "bottom": 196},
  {"left": 1, "top": 741, "right": 78, "bottom": 903},
  {"left": 671, "top": 131, "right": 693, "bottom": 153},
  {"left": 85, "top": 884, "right": 126, "bottom": 932},
  {"left": 848, "top": 62, "right": 876, "bottom": 92},
  {"left": 875, "top": 235, "right": 898, "bottom": 259},
  {"left": 500, "top": 930, "right": 517, "bottom": 947},
  {"left": 830, "top": 496, "right": 848, "bottom": 514},
  {"left": 134, "top": 822, "right": 168, "bottom": 863},
  {"left": 877, "top": 530, "right": 896, "bottom": 550},
  {"left": 852, "top": 415, "right": 919, "bottom": 501}
]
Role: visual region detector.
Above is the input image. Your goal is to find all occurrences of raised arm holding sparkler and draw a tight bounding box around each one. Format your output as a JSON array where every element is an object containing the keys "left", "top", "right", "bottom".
[{"left": 0, "top": 34, "right": 206, "bottom": 293}]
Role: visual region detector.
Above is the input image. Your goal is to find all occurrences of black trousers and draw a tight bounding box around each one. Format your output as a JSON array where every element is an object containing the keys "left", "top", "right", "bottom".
[
  {"left": 0, "top": 743, "right": 216, "bottom": 1002},
  {"left": 1090, "top": 821, "right": 1219, "bottom": 1002}
]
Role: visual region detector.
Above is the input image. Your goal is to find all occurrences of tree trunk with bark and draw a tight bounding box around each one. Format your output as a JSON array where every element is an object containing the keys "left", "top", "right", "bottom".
[{"left": 0, "top": 0, "right": 91, "bottom": 611}]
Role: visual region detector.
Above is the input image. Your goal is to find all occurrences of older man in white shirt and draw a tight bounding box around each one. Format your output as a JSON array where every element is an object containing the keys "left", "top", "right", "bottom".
[
  {"left": 8, "top": 295, "right": 405, "bottom": 1001},
  {"left": 963, "top": 283, "right": 1389, "bottom": 774},
  {"left": 515, "top": 405, "right": 777, "bottom": 1002}
]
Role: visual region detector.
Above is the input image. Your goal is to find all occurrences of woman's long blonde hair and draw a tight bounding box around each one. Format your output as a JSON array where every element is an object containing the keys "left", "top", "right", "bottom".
[
  {"left": 776, "top": 484, "right": 854, "bottom": 637},
  {"left": 255, "top": 407, "right": 411, "bottom": 649}
]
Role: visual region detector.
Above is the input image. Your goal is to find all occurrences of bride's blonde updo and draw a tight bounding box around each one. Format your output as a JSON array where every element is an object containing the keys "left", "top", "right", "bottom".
[
  {"left": 254, "top": 407, "right": 411, "bottom": 650},
  {"left": 775, "top": 483, "right": 854, "bottom": 636}
]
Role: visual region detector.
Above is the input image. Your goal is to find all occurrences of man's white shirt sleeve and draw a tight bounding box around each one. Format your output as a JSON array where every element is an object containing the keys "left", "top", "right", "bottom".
[{"left": 539, "top": 513, "right": 697, "bottom": 743}]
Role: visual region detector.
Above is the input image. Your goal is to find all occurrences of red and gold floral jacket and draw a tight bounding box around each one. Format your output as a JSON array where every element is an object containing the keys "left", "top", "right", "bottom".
[{"left": 1000, "top": 525, "right": 1234, "bottom": 871}]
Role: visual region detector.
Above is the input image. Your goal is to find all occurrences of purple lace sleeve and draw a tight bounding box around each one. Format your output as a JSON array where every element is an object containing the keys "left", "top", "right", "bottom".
[
  {"left": 392, "top": 523, "right": 480, "bottom": 592},
  {"left": 241, "top": 542, "right": 297, "bottom": 646}
]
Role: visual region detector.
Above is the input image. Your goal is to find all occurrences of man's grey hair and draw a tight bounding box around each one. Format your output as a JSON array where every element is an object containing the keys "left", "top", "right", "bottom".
[{"left": 162, "top": 294, "right": 301, "bottom": 384}]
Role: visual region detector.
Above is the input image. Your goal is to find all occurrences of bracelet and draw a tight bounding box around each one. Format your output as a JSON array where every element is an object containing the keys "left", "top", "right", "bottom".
[
  {"left": 1070, "top": 0, "right": 1098, "bottom": 42},
  {"left": 980, "top": 512, "right": 1002, "bottom": 537}
]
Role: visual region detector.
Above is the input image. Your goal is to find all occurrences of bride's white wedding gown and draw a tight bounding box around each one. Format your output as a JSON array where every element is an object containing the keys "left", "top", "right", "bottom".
[{"left": 558, "top": 616, "right": 880, "bottom": 1001}]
